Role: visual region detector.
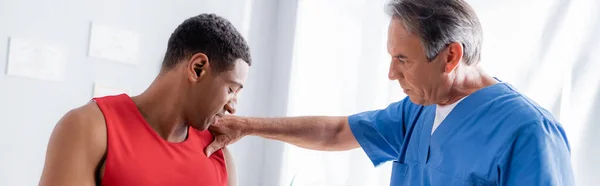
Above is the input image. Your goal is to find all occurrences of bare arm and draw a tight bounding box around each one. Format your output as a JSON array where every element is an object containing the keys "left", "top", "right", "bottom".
[
  {"left": 39, "top": 103, "right": 106, "bottom": 186},
  {"left": 206, "top": 116, "right": 359, "bottom": 156},
  {"left": 248, "top": 116, "right": 358, "bottom": 151},
  {"left": 223, "top": 147, "right": 237, "bottom": 186}
]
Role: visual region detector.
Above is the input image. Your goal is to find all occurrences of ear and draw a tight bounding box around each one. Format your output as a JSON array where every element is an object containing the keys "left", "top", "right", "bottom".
[
  {"left": 443, "top": 42, "right": 463, "bottom": 73},
  {"left": 187, "top": 53, "right": 211, "bottom": 82}
]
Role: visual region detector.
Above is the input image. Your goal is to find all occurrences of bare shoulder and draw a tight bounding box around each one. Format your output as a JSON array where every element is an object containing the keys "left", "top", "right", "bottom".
[
  {"left": 54, "top": 100, "right": 107, "bottom": 155},
  {"left": 222, "top": 147, "right": 232, "bottom": 157},
  {"left": 53, "top": 101, "right": 107, "bottom": 144},
  {"left": 222, "top": 147, "right": 237, "bottom": 186},
  {"left": 39, "top": 101, "right": 107, "bottom": 185},
  {"left": 61, "top": 101, "right": 105, "bottom": 126},
  {"left": 222, "top": 147, "right": 234, "bottom": 169}
]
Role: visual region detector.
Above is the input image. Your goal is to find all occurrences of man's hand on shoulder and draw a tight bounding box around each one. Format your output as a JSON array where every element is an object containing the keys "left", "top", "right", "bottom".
[{"left": 206, "top": 115, "right": 251, "bottom": 157}]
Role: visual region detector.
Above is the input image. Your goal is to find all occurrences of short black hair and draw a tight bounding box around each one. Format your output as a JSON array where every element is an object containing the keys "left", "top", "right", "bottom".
[
  {"left": 386, "top": 0, "right": 483, "bottom": 65},
  {"left": 162, "top": 14, "right": 251, "bottom": 72}
]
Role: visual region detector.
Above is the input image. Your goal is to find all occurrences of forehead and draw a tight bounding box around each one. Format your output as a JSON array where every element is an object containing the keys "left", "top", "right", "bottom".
[
  {"left": 218, "top": 59, "right": 249, "bottom": 81},
  {"left": 387, "top": 18, "right": 423, "bottom": 55}
]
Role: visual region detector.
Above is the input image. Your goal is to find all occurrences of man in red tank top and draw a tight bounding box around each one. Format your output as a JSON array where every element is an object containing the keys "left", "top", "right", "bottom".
[{"left": 39, "top": 14, "right": 251, "bottom": 186}]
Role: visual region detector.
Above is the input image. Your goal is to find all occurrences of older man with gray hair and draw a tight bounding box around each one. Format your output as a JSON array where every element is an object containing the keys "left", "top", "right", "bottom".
[{"left": 206, "top": 0, "right": 575, "bottom": 185}]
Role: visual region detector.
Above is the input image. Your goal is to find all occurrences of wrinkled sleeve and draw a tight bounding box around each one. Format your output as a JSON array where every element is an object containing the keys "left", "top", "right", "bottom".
[
  {"left": 348, "top": 98, "right": 416, "bottom": 167},
  {"left": 498, "top": 119, "right": 575, "bottom": 186}
]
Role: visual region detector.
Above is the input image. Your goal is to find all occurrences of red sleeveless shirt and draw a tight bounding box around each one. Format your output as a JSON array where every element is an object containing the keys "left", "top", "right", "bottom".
[{"left": 93, "top": 94, "right": 228, "bottom": 186}]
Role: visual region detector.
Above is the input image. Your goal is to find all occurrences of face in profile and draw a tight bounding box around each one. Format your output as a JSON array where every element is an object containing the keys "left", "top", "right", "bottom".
[
  {"left": 184, "top": 56, "right": 249, "bottom": 131},
  {"left": 386, "top": 18, "right": 455, "bottom": 105}
]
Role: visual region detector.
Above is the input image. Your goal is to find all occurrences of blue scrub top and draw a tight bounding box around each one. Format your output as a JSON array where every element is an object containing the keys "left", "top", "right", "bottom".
[{"left": 348, "top": 82, "right": 574, "bottom": 186}]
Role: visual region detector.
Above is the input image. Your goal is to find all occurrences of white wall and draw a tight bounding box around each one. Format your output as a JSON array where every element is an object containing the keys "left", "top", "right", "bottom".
[
  {"left": 0, "top": 0, "right": 297, "bottom": 185},
  {"left": 230, "top": 0, "right": 298, "bottom": 186}
]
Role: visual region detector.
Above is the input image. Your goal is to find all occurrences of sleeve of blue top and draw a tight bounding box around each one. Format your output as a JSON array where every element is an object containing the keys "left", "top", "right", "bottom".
[
  {"left": 498, "top": 119, "right": 575, "bottom": 186},
  {"left": 347, "top": 98, "right": 414, "bottom": 167}
]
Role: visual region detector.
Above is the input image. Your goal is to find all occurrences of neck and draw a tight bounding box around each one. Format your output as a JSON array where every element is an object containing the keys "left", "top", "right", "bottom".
[
  {"left": 131, "top": 72, "right": 189, "bottom": 143},
  {"left": 437, "top": 63, "right": 498, "bottom": 106}
]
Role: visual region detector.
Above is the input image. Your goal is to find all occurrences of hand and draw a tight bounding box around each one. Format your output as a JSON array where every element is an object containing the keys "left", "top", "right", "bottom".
[{"left": 205, "top": 115, "right": 250, "bottom": 157}]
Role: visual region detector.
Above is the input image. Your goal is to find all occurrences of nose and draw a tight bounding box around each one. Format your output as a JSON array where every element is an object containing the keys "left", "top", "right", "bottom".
[
  {"left": 224, "top": 96, "right": 238, "bottom": 114},
  {"left": 388, "top": 61, "right": 403, "bottom": 80}
]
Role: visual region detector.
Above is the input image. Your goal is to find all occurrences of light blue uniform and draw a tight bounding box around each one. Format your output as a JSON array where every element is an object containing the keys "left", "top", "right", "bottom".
[{"left": 348, "top": 82, "right": 574, "bottom": 186}]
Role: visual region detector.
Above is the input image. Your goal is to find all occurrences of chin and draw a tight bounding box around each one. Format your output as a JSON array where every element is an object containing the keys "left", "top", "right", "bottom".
[
  {"left": 199, "top": 124, "right": 211, "bottom": 131},
  {"left": 190, "top": 123, "right": 211, "bottom": 131}
]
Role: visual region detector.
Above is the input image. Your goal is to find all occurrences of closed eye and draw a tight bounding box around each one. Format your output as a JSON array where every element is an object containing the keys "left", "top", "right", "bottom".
[
  {"left": 396, "top": 57, "right": 407, "bottom": 63},
  {"left": 393, "top": 54, "right": 408, "bottom": 63}
]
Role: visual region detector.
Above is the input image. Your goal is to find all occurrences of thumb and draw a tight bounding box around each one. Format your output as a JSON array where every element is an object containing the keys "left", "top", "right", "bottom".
[{"left": 205, "top": 141, "right": 222, "bottom": 157}]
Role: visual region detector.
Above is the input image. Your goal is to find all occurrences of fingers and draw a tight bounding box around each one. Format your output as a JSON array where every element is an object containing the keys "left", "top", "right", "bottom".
[
  {"left": 205, "top": 141, "right": 218, "bottom": 157},
  {"left": 205, "top": 137, "right": 226, "bottom": 157}
]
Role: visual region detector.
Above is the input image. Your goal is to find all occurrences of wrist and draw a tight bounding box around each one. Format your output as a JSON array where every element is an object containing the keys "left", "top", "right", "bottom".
[{"left": 241, "top": 117, "right": 256, "bottom": 136}]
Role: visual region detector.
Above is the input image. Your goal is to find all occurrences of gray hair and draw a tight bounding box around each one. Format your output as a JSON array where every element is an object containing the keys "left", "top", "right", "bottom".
[{"left": 385, "top": 0, "right": 483, "bottom": 65}]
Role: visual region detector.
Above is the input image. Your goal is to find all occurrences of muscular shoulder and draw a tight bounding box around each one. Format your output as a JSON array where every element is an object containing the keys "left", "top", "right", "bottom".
[
  {"left": 47, "top": 101, "right": 108, "bottom": 165},
  {"left": 39, "top": 101, "right": 107, "bottom": 185},
  {"left": 56, "top": 101, "right": 107, "bottom": 139}
]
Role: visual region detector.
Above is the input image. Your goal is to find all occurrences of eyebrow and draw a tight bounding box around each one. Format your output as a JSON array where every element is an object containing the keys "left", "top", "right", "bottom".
[
  {"left": 393, "top": 54, "right": 408, "bottom": 59},
  {"left": 227, "top": 80, "right": 244, "bottom": 89}
]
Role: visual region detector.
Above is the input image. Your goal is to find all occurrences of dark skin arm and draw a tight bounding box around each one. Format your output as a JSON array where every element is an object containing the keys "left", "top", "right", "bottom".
[
  {"left": 206, "top": 116, "right": 359, "bottom": 156},
  {"left": 39, "top": 102, "right": 107, "bottom": 186},
  {"left": 223, "top": 147, "right": 237, "bottom": 186}
]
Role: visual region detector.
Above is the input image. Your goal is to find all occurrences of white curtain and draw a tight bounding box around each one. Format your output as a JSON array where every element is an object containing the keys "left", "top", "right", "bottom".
[
  {"left": 280, "top": 0, "right": 396, "bottom": 185},
  {"left": 281, "top": 0, "right": 600, "bottom": 185}
]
